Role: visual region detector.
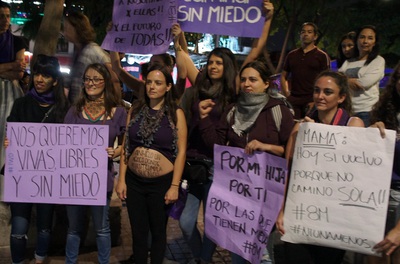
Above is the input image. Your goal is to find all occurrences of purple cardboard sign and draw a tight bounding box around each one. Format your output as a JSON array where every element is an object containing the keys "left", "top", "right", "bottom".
[
  {"left": 3, "top": 122, "right": 109, "bottom": 206},
  {"left": 178, "top": 0, "right": 265, "bottom": 38},
  {"left": 102, "top": 0, "right": 177, "bottom": 54},
  {"left": 205, "top": 145, "right": 286, "bottom": 263}
]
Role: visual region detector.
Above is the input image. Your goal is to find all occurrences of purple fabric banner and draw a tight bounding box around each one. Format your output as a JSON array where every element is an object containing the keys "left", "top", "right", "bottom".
[
  {"left": 2, "top": 122, "right": 109, "bottom": 206},
  {"left": 102, "top": 0, "right": 177, "bottom": 54},
  {"left": 205, "top": 145, "right": 286, "bottom": 263},
  {"left": 178, "top": 0, "right": 265, "bottom": 38}
]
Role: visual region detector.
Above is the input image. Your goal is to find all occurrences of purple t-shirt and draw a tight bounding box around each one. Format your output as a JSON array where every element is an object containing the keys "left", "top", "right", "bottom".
[{"left": 64, "top": 106, "right": 127, "bottom": 192}]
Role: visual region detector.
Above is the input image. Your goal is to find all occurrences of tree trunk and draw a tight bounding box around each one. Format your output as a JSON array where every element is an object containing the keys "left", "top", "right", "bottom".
[
  {"left": 31, "top": 0, "right": 65, "bottom": 67},
  {"left": 275, "top": 17, "right": 295, "bottom": 73}
]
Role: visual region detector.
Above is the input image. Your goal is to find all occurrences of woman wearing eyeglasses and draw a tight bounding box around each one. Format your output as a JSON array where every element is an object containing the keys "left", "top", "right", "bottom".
[{"left": 63, "top": 63, "right": 127, "bottom": 264}]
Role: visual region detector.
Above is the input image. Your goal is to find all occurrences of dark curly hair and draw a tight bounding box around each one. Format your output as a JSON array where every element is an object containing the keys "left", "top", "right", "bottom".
[{"left": 370, "top": 63, "right": 400, "bottom": 130}]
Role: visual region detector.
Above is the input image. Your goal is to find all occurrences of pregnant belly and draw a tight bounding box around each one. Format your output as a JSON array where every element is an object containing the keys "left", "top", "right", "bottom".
[{"left": 128, "top": 146, "right": 173, "bottom": 178}]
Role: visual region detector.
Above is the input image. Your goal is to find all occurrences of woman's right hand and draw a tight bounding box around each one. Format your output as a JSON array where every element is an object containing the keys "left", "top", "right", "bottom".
[
  {"left": 171, "top": 23, "right": 182, "bottom": 37},
  {"left": 276, "top": 208, "right": 285, "bottom": 235},
  {"left": 115, "top": 180, "right": 127, "bottom": 201},
  {"left": 198, "top": 99, "right": 215, "bottom": 119}
]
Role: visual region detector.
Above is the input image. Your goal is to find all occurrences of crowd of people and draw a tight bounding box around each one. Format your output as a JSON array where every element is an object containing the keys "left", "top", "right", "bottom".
[{"left": 1, "top": 0, "right": 400, "bottom": 263}]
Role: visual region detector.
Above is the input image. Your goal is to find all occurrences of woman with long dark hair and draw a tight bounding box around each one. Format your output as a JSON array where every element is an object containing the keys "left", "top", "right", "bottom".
[
  {"left": 339, "top": 25, "right": 385, "bottom": 127},
  {"left": 116, "top": 64, "right": 187, "bottom": 264},
  {"left": 174, "top": 1, "right": 275, "bottom": 262},
  {"left": 5, "top": 54, "right": 69, "bottom": 264}
]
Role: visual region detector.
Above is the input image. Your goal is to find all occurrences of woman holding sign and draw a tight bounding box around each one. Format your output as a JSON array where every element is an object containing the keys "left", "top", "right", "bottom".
[
  {"left": 174, "top": 1, "right": 275, "bottom": 262},
  {"left": 5, "top": 54, "right": 69, "bottom": 264},
  {"left": 276, "top": 71, "right": 364, "bottom": 264},
  {"left": 198, "top": 60, "right": 295, "bottom": 263},
  {"left": 368, "top": 63, "right": 400, "bottom": 264},
  {"left": 63, "top": 63, "right": 127, "bottom": 264},
  {"left": 116, "top": 64, "right": 187, "bottom": 264}
]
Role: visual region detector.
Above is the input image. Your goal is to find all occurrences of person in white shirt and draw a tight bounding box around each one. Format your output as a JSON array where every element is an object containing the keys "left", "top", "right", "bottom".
[{"left": 339, "top": 25, "right": 385, "bottom": 127}]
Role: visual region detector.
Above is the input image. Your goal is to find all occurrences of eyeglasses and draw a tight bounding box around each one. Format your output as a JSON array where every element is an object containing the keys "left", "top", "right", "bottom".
[{"left": 83, "top": 77, "right": 104, "bottom": 85}]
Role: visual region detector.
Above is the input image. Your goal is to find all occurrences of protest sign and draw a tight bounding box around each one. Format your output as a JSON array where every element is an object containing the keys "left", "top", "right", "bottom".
[
  {"left": 205, "top": 145, "right": 286, "bottom": 263},
  {"left": 178, "top": 0, "right": 265, "bottom": 38},
  {"left": 102, "top": 0, "right": 177, "bottom": 54},
  {"left": 282, "top": 122, "right": 396, "bottom": 255},
  {"left": 2, "top": 122, "right": 109, "bottom": 206}
]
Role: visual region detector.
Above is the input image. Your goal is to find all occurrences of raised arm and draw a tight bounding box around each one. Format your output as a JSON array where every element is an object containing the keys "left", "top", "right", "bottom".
[
  {"left": 110, "top": 51, "right": 143, "bottom": 99},
  {"left": 241, "top": 0, "right": 274, "bottom": 68},
  {"left": 280, "top": 70, "right": 290, "bottom": 97},
  {"left": 172, "top": 23, "right": 199, "bottom": 86}
]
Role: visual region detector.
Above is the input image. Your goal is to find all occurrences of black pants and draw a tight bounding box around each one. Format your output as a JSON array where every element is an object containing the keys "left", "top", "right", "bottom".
[{"left": 125, "top": 169, "right": 173, "bottom": 264}]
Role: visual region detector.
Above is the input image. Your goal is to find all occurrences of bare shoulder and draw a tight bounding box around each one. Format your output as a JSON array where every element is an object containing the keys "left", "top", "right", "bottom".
[{"left": 347, "top": 116, "right": 365, "bottom": 128}]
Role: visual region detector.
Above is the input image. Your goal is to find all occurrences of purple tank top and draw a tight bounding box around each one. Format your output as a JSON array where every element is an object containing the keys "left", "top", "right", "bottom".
[{"left": 128, "top": 108, "right": 177, "bottom": 163}]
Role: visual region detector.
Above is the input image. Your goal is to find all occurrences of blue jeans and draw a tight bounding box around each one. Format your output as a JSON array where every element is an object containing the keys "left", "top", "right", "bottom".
[
  {"left": 179, "top": 180, "right": 216, "bottom": 262},
  {"left": 65, "top": 193, "right": 111, "bottom": 264},
  {"left": 10, "top": 203, "right": 54, "bottom": 264},
  {"left": 354, "top": 111, "right": 370, "bottom": 127}
]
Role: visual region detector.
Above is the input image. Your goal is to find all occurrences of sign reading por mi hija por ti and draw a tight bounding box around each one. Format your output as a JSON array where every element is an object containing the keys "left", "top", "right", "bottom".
[{"left": 206, "top": 144, "right": 287, "bottom": 263}]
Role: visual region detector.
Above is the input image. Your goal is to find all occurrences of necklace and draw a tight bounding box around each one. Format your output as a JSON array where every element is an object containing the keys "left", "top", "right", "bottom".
[
  {"left": 84, "top": 97, "right": 106, "bottom": 123},
  {"left": 138, "top": 105, "right": 165, "bottom": 146}
]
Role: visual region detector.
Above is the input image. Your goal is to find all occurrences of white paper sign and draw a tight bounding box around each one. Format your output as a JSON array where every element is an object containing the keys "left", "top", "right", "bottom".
[{"left": 282, "top": 122, "right": 396, "bottom": 255}]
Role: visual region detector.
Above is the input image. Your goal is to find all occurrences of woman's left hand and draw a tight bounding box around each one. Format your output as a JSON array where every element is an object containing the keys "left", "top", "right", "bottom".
[
  {"left": 165, "top": 186, "right": 179, "bottom": 205},
  {"left": 245, "top": 139, "right": 263, "bottom": 155}
]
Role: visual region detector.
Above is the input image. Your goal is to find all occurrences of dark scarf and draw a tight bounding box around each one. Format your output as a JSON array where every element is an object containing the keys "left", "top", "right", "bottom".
[
  {"left": 27, "top": 87, "right": 55, "bottom": 105},
  {"left": 0, "top": 29, "right": 14, "bottom": 63},
  {"left": 227, "top": 91, "right": 269, "bottom": 136}
]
